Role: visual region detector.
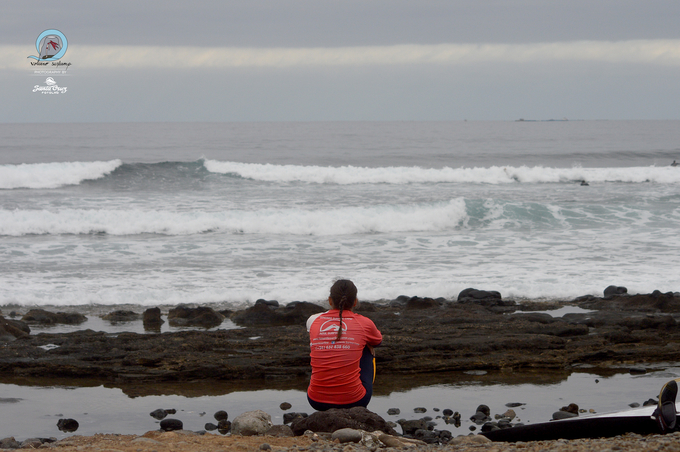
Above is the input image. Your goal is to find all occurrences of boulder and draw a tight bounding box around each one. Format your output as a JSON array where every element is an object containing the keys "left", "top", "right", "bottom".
[
  {"left": 290, "top": 407, "right": 397, "bottom": 436},
  {"left": 231, "top": 301, "right": 325, "bottom": 327},
  {"left": 168, "top": 306, "right": 224, "bottom": 328},
  {"left": 604, "top": 286, "right": 628, "bottom": 297},
  {"left": 231, "top": 410, "right": 272, "bottom": 436},
  {"left": 457, "top": 289, "right": 514, "bottom": 308},
  {"left": 404, "top": 297, "right": 440, "bottom": 310},
  {"left": 22, "top": 309, "right": 86, "bottom": 325},
  {"left": 143, "top": 307, "right": 164, "bottom": 331}
]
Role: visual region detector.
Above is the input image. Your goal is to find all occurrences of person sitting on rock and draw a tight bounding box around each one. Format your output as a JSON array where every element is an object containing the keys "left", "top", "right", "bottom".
[{"left": 306, "top": 279, "right": 382, "bottom": 411}]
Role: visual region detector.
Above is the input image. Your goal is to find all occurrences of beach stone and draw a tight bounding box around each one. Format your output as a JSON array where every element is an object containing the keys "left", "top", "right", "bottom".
[
  {"left": 413, "top": 429, "right": 441, "bottom": 444},
  {"left": 22, "top": 309, "right": 86, "bottom": 325},
  {"left": 204, "top": 422, "right": 217, "bottom": 431},
  {"left": 331, "top": 428, "right": 363, "bottom": 443},
  {"left": 280, "top": 402, "right": 292, "bottom": 410},
  {"left": 231, "top": 410, "right": 272, "bottom": 436},
  {"left": 553, "top": 410, "right": 578, "bottom": 420},
  {"left": 283, "top": 412, "right": 307, "bottom": 424},
  {"left": 102, "top": 310, "right": 140, "bottom": 322},
  {"left": 266, "top": 425, "right": 294, "bottom": 437},
  {"left": 150, "top": 409, "right": 168, "bottom": 420},
  {"left": 168, "top": 305, "right": 224, "bottom": 328},
  {"left": 398, "top": 419, "right": 430, "bottom": 435},
  {"left": 231, "top": 301, "right": 325, "bottom": 327},
  {"left": 160, "top": 418, "right": 183, "bottom": 431},
  {"left": 502, "top": 409, "right": 516, "bottom": 420},
  {"left": 291, "top": 407, "right": 397, "bottom": 436},
  {"left": 56, "top": 418, "right": 79, "bottom": 432},
  {"left": 20, "top": 438, "right": 43, "bottom": 448},
  {"left": 561, "top": 403, "right": 579, "bottom": 414},
  {"left": 470, "top": 411, "right": 491, "bottom": 424},
  {"left": 604, "top": 285, "right": 628, "bottom": 297},
  {"left": 442, "top": 408, "right": 453, "bottom": 416},
  {"left": 0, "top": 437, "right": 20, "bottom": 449},
  {"left": 414, "top": 407, "right": 427, "bottom": 413},
  {"left": 217, "top": 419, "right": 231, "bottom": 433},
  {"left": 387, "top": 408, "right": 400, "bottom": 415},
  {"left": 506, "top": 402, "right": 525, "bottom": 407},
  {"left": 259, "top": 443, "right": 271, "bottom": 450},
  {"left": 214, "top": 410, "right": 229, "bottom": 421}
]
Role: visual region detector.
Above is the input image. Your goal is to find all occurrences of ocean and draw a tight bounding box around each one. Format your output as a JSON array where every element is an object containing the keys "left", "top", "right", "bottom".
[{"left": 1, "top": 120, "right": 680, "bottom": 310}]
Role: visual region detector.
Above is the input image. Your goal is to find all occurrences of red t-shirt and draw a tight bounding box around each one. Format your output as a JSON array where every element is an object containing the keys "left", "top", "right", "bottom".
[{"left": 307, "top": 310, "right": 382, "bottom": 405}]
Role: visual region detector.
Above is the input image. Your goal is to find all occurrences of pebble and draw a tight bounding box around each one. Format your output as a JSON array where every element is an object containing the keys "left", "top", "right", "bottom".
[
  {"left": 331, "top": 428, "right": 363, "bottom": 443},
  {"left": 214, "top": 410, "right": 229, "bottom": 421}
]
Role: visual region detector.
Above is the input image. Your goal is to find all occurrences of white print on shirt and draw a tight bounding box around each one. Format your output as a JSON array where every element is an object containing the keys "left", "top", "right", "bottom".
[{"left": 319, "top": 319, "right": 347, "bottom": 334}]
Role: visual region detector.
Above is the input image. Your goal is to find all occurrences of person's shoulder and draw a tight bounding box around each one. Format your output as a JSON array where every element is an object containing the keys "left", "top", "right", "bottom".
[{"left": 306, "top": 311, "right": 329, "bottom": 331}]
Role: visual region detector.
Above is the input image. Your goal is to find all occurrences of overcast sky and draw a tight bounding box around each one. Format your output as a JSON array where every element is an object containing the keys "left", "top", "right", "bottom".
[{"left": 3, "top": 0, "right": 680, "bottom": 122}]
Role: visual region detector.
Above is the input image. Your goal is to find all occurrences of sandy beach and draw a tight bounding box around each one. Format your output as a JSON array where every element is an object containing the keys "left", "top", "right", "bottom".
[{"left": 7, "top": 430, "right": 680, "bottom": 452}]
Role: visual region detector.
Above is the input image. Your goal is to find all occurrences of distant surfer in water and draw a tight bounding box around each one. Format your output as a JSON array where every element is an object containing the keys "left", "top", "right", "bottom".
[{"left": 672, "top": 160, "right": 678, "bottom": 167}]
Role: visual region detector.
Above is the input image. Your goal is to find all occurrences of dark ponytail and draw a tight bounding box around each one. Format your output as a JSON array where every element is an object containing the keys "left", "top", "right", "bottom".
[{"left": 329, "top": 279, "right": 357, "bottom": 341}]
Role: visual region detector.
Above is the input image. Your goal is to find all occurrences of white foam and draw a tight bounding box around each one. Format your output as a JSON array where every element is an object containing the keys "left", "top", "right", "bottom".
[
  {"left": 204, "top": 160, "right": 680, "bottom": 185},
  {"left": 0, "top": 160, "right": 122, "bottom": 189},
  {"left": 0, "top": 198, "right": 468, "bottom": 236}
]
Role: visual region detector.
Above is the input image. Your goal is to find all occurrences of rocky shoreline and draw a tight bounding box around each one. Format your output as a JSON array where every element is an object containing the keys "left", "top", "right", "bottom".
[
  {"left": 3, "top": 288, "right": 680, "bottom": 383},
  {"left": 2, "top": 287, "right": 680, "bottom": 447}
]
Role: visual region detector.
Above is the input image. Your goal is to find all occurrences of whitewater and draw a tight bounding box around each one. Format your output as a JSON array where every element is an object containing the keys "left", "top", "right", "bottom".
[{"left": 1, "top": 120, "right": 679, "bottom": 309}]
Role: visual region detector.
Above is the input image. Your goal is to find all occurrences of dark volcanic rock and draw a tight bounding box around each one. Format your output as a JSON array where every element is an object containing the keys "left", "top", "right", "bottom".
[
  {"left": 398, "top": 418, "right": 429, "bottom": 435},
  {"left": 22, "top": 309, "right": 86, "bottom": 325},
  {"left": 3, "top": 293, "right": 680, "bottom": 385},
  {"left": 290, "top": 407, "right": 398, "bottom": 436},
  {"left": 214, "top": 410, "right": 228, "bottom": 421},
  {"left": 405, "top": 297, "right": 441, "bottom": 310},
  {"left": 0, "top": 316, "right": 29, "bottom": 342},
  {"left": 57, "top": 418, "right": 79, "bottom": 432},
  {"left": 143, "top": 307, "right": 164, "bottom": 330},
  {"left": 102, "top": 310, "right": 140, "bottom": 322},
  {"left": 457, "top": 288, "right": 515, "bottom": 309},
  {"left": 168, "top": 305, "right": 224, "bottom": 328},
  {"left": 160, "top": 418, "right": 183, "bottom": 431},
  {"left": 283, "top": 412, "right": 308, "bottom": 424},
  {"left": 604, "top": 285, "right": 628, "bottom": 297},
  {"left": 150, "top": 409, "right": 168, "bottom": 420},
  {"left": 231, "top": 301, "right": 325, "bottom": 327}
]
